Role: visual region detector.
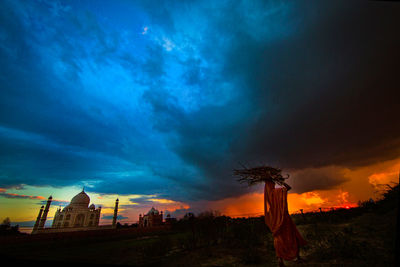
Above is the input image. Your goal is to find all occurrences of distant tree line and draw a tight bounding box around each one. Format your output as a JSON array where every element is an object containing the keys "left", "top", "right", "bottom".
[{"left": 0, "top": 217, "right": 20, "bottom": 236}]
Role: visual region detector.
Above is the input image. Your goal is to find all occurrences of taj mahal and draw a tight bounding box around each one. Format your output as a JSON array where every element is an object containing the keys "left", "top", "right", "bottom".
[{"left": 32, "top": 189, "right": 119, "bottom": 234}]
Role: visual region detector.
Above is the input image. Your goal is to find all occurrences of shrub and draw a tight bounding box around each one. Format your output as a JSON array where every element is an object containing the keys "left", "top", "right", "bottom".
[
  {"left": 240, "top": 246, "right": 263, "bottom": 264},
  {"left": 303, "top": 223, "right": 373, "bottom": 261},
  {"left": 140, "top": 235, "right": 173, "bottom": 259}
]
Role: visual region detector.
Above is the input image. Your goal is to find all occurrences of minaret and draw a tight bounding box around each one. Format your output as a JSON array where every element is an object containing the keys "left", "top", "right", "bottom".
[
  {"left": 32, "top": 205, "right": 44, "bottom": 233},
  {"left": 38, "top": 196, "right": 52, "bottom": 229},
  {"left": 112, "top": 198, "right": 119, "bottom": 227},
  {"left": 97, "top": 206, "right": 102, "bottom": 225}
]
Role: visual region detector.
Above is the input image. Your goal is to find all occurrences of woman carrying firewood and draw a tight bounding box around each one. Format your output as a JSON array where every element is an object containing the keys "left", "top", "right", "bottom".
[{"left": 235, "top": 166, "right": 307, "bottom": 267}]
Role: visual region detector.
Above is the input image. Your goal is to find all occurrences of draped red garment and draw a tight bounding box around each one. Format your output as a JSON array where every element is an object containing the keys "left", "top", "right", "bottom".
[{"left": 264, "top": 180, "right": 307, "bottom": 261}]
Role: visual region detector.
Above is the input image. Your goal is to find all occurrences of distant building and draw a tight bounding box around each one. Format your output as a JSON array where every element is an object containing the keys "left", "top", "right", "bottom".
[
  {"left": 32, "top": 189, "right": 119, "bottom": 234},
  {"left": 139, "top": 207, "right": 163, "bottom": 227},
  {"left": 164, "top": 214, "right": 177, "bottom": 225}
]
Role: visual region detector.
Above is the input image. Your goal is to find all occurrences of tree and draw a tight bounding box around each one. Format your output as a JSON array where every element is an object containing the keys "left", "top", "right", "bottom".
[
  {"left": 1, "top": 217, "right": 11, "bottom": 228},
  {"left": 0, "top": 217, "right": 20, "bottom": 236}
]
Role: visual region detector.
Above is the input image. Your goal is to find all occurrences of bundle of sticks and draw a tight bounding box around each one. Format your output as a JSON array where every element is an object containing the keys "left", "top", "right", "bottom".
[{"left": 234, "top": 165, "right": 289, "bottom": 187}]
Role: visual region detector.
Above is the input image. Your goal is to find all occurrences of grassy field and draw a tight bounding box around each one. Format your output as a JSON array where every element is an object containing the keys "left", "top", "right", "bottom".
[{"left": 1, "top": 185, "right": 397, "bottom": 266}]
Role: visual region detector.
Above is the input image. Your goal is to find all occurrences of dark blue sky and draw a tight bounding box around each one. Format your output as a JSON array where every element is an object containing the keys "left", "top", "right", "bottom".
[{"left": 1, "top": 0, "right": 399, "bottom": 203}]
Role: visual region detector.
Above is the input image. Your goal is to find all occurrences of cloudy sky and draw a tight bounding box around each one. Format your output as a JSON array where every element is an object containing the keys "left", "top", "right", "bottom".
[{"left": 0, "top": 0, "right": 399, "bottom": 225}]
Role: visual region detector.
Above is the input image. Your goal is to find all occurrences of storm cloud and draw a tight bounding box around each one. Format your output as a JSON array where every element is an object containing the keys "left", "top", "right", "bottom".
[{"left": 0, "top": 0, "right": 399, "bottom": 202}]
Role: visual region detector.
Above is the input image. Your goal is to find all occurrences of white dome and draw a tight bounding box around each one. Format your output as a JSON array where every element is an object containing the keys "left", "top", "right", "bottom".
[{"left": 70, "top": 190, "right": 90, "bottom": 207}]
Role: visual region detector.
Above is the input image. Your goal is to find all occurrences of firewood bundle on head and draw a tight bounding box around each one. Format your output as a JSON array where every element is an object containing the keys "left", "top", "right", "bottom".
[{"left": 234, "top": 165, "right": 289, "bottom": 187}]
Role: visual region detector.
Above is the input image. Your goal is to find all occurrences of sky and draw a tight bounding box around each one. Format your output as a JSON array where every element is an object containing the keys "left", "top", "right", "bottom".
[{"left": 0, "top": 0, "right": 399, "bottom": 226}]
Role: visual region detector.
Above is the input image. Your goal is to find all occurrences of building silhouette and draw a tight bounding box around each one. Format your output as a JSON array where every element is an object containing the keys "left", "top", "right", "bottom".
[{"left": 139, "top": 207, "right": 163, "bottom": 227}]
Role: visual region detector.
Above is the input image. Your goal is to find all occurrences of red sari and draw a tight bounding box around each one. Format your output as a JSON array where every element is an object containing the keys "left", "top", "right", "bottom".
[{"left": 264, "top": 180, "right": 307, "bottom": 260}]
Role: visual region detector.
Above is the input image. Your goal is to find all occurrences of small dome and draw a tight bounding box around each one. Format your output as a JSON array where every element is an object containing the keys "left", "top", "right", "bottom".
[
  {"left": 147, "top": 207, "right": 159, "bottom": 215},
  {"left": 62, "top": 204, "right": 72, "bottom": 211},
  {"left": 89, "top": 204, "right": 95, "bottom": 209},
  {"left": 70, "top": 190, "right": 90, "bottom": 207}
]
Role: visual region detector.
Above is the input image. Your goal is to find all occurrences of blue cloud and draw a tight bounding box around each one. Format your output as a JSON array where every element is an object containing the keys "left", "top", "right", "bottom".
[{"left": 0, "top": 0, "right": 399, "bottom": 202}]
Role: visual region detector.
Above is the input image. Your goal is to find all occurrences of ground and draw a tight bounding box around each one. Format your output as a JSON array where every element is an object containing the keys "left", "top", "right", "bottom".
[{"left": 0, "top": 187, "right": 397, "bottom": 267}]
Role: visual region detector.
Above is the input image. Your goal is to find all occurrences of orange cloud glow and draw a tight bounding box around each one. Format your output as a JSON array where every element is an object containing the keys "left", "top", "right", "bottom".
[
  {"left": 300, "top": 192, "right": 325, "bottom": 206},
  {"left": 199, "top": 189, "right": 360, "bottom": 217},
  {"left": 207, "top": 192, "right": 265, "bottom": 218},
  {"left": 199, "top": 158, "right": 399, "bottom": 217},
  {"left": 368, "top": 171, "right": 399, "bottom": 188},
  {"left": 0, "top": 190, "right": 46, "bottom": 200}
]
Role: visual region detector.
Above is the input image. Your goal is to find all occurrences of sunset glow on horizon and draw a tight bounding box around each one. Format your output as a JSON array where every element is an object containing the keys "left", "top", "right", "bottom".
[{"left": 1, "top": 157, "right": 398, "bottom": 224}]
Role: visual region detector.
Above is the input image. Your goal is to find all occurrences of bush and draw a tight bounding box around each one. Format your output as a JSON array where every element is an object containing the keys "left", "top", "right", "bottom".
[
  {"left": 173, "top": 211, "right": 231, "bottom": 248},
  {"left": 0, "top": 217, "right": 20, "bottom": 236},
  {"left": 225, "top": 217, "right": 268, "bottom": 248},
  {"left": 177, "top": 233, "right": 198, "bottom": 251},
  {"left": 240, "top": 247, "right": 263, "bottom": 264},
  {"left": 303, "top": 223, "right": 373, "bottom": 261},
  {"left": 140, "top": 235, "right": 173, "bottom": 259}
]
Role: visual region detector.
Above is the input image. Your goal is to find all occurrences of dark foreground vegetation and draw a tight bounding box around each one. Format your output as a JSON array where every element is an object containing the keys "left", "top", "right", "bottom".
[
  {"left": 1, "top": 184, "right": 397, "bottom": 267},
  {"left": 0, "top": 217, "right": 21, "bottom": 236}
]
